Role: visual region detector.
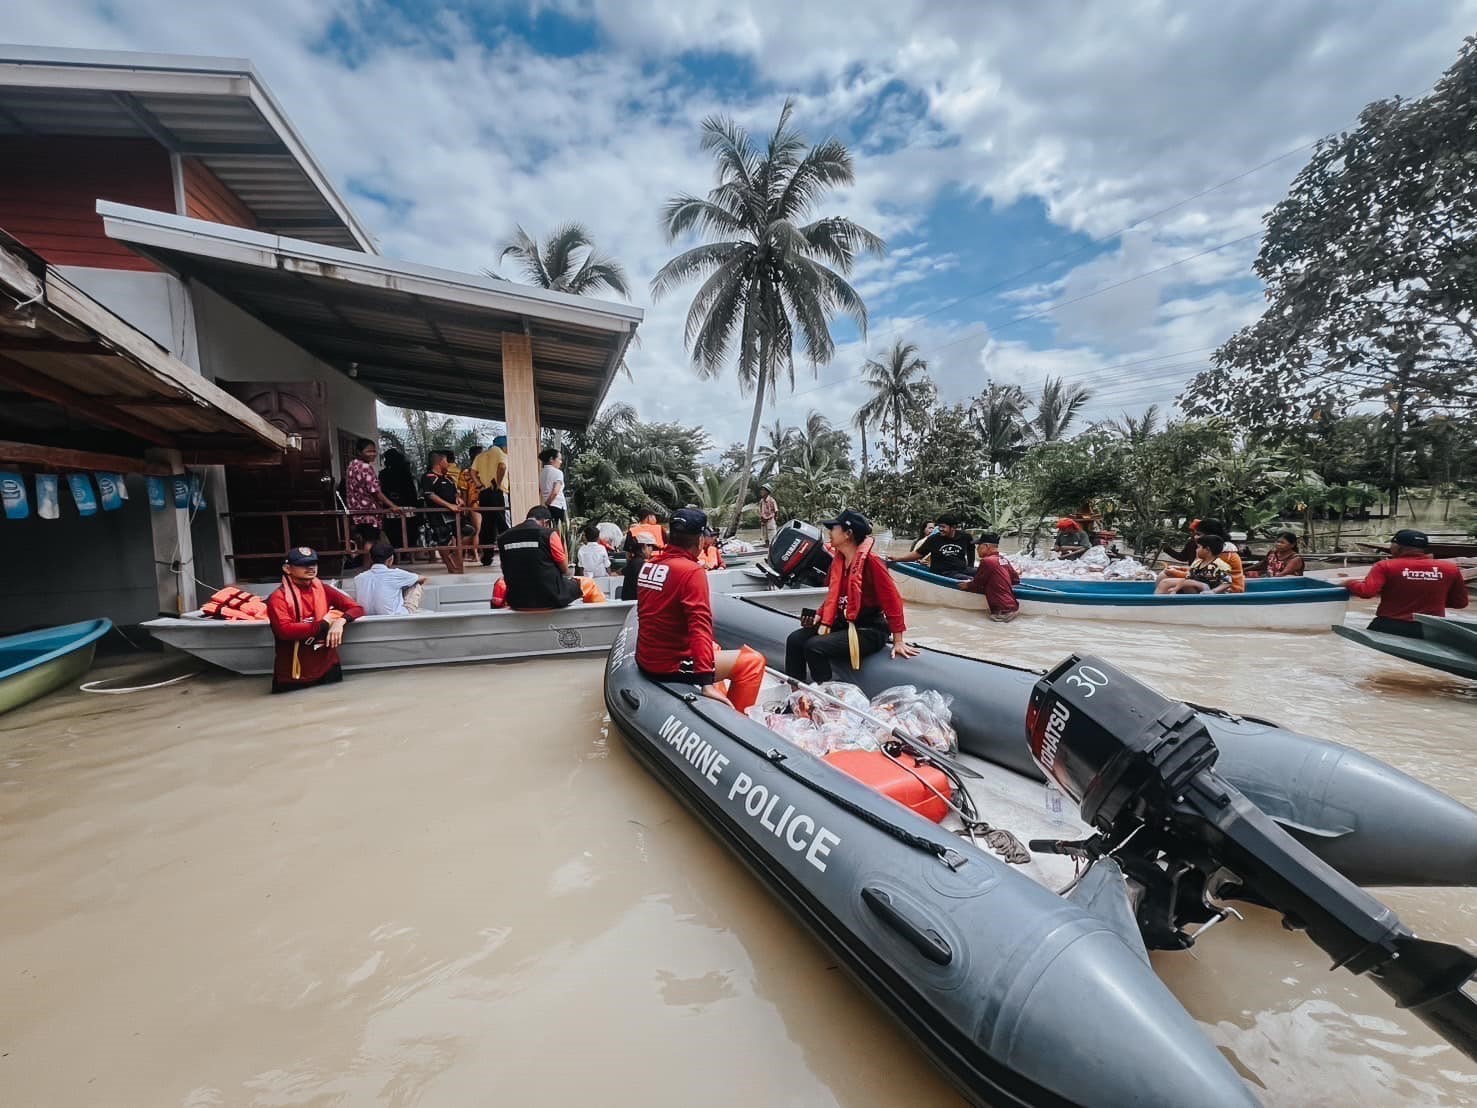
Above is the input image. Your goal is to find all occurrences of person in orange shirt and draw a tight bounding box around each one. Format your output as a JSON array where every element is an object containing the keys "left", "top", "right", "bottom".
[{"left": 697, "top": 527, "right": 727, "bottom": 570}]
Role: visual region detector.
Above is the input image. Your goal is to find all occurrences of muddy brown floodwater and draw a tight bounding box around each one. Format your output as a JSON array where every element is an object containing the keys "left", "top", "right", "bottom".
[{"left": 2, "top": 595, "right": 1475, "bottom": 1106}]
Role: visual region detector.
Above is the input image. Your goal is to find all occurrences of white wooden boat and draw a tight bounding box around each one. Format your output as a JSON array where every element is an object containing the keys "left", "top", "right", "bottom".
[
  {"left": 892, "top": 563, "right": 1349, "bottom": 631},
  {"left": 143, "top": 602, "right": 633, "bottom": 676}
]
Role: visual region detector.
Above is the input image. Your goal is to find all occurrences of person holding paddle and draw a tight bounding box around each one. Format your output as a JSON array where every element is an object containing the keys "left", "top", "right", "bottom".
[{"left": 786, "top": 509, "right": 918, "bottom": 682}]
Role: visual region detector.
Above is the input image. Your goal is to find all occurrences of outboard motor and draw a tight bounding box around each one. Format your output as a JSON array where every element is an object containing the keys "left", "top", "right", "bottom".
[
  {"left": 757, "top": 520, "right": 833, "bottom": 588},
  {"left": 1026, "top": 653, "right": 1477, "bottom": 1063}
]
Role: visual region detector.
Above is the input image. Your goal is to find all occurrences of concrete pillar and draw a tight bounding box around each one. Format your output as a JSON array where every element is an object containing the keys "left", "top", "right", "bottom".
[
  {"left": 148, "top": 449, "right": 197, "bottom": 614},
  {"left": 502, "top": 332, "right": 540, "bottom": 519}
]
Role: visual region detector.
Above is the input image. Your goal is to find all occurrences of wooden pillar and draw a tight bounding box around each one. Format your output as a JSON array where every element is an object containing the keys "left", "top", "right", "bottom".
[
  {"left": 148, "top": 449, "right": 197, "bottom": 614},
  {"left": 502, "top": 332, "right": 540, "bottom": 519}
]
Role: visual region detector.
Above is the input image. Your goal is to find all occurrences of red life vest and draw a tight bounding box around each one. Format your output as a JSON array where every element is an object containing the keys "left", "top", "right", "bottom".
[{"left": 200, "top": 587, "right": 269, "bottom": 622}]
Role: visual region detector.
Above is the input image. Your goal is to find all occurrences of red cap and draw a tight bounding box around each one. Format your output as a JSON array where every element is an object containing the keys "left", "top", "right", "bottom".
[
  {"left": 1189, "top": 519, "right": 1202, "bottom": 531},
  {"left": 1056, "top": 517, "right": 1079, "bottom": 529}
]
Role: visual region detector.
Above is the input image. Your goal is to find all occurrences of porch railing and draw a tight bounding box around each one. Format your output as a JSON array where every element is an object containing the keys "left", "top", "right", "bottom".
[{"left": 221, "top": 506, "right": 505, "bottom": 577}]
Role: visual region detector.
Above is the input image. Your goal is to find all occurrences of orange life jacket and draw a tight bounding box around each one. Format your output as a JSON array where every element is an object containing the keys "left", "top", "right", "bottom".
[
  {"left": 629, "top": 523, "right": 665, "bottom": 549},
  {"left": 200, "top": 586, "right": 269, "bottom": 622},
  {"left": 698, "top": 546, "right": 724, "bottom": 570}
]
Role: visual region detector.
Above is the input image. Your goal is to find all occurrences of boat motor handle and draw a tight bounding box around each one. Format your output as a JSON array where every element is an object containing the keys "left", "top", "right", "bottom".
[{"left": 862, "top": 886, "right": 953, "bottom": 966}]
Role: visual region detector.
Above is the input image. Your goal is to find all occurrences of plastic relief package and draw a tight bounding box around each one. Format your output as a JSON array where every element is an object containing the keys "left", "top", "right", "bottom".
[
  {"left": 746, "top": 681, "right": 883, "bottom": 755},
  {"left": 867, "top": 684, "right": 959, "bottom": 756},
  {"left": 1079, "top": 544, "right": 1111, "bottom": 569}
]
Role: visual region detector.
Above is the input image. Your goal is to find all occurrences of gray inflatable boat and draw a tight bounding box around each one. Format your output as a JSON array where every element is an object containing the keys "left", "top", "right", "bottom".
[
  {"left": 605, "top": 596, "right": 1477, "bottom": 1104},
  {"left": 605, "top": 612, "right": 1260, "bottom": 1106}
]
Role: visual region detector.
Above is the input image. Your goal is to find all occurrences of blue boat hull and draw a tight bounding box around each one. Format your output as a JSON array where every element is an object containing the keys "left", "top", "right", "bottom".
[{"left": 0, "top": 619, "right": 112, "bottom": 714}]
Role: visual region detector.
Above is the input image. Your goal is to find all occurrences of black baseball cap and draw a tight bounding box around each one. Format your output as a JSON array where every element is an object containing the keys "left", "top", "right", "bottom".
[
  {"left": 285, "top": 546, "right": 319, "bottom": 566},
  {"left": 819, "top": 508, "right": 872, "bottom": 538},
  {"left": 670, "top": 507, "right": 708, "bottom": 535},
  {"left": 976, "top": 531, "right": 1001, "bottom": 545},
  {"left": 1391, "top": 528, "right": 1430, "bottom": 549}
]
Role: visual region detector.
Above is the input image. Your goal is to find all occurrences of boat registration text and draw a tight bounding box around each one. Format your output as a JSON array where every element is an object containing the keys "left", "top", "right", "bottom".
[{"left": 658, "top": 714, "right": 841, "bottom": 872}]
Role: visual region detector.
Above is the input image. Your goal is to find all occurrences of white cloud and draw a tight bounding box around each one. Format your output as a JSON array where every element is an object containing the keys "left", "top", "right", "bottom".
[{"left": 4, "top": 0, "right": 1474, "bottom": 450}]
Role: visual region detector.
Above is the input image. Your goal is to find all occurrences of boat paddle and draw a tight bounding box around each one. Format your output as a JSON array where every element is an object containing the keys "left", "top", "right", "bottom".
[{"left": 762, "top": 665, "right": 984, "bottom": 780}]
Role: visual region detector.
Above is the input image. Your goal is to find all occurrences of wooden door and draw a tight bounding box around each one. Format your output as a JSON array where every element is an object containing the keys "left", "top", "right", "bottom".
[{"left": 222, "top": 381, "right": 342, "bottom": 578}]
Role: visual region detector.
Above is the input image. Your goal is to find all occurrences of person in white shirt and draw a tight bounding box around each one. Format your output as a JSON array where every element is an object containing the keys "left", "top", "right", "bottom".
[
  {"left": 356, "top": 542, "right": 427, "bottom": 616},
  {"left": 539, "top": 447, "right": 567, "bottom": 528},
  {"left": 576, "top": 524, "right": 612, "bottom": 578}
]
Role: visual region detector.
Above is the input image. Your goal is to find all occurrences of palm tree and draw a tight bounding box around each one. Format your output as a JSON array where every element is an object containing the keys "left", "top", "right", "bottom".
[
  {"left": 1034, "top": 376, "right": 1092, "bottom": 443},
  {"left": 851, "top": 407, "right": 872, "bottom": 474},
  {"left": 754, "top": 419, "right": 797, "bottom": 482},
  {"left": 1108, "top": 403, "right": 1163, "bottom": 444},
  {"left": 496, "top": 223, "right": 631, "bottom": 297},
  {"left": 796, "top": 409, "right": 850, "bottom": 470},
  {"left": 970, "top": 382, "right": 1032, "bottom": 471},
  {"left": 380, "top": 408, "right": 460, "bottom": 471},
  {"left": 679, "top": 466, "right": 750, "bottom": 526},
  {"left": 652, "top": 99, "right": 883, "bottom": 534},
  {"left": 858, "top": 339, "right": 930, "bottom": 470}
]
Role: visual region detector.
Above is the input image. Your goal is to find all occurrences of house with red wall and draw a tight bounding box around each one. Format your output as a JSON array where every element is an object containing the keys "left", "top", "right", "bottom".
[{"left": 0, "top": 46, "right": 641, "bottom": 633}]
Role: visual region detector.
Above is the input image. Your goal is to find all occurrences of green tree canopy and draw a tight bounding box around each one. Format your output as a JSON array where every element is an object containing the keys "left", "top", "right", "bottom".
[{"left": 1185, "top": 37, "right": 1477, "bottom": 502}]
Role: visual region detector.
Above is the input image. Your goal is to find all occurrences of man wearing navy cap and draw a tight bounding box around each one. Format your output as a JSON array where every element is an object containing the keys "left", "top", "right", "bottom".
[
  {"left": 265, "top": 546, "right": 364, "bottom": 693},
  {"left": 1342, "top": 529, "right": 1468, "bottom": 638},
  {"left": 636, "top": 508, "right": 766, "bottom": 711}
]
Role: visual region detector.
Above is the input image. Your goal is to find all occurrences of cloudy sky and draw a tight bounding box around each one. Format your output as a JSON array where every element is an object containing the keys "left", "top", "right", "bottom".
[{"left": 7, "top": 2, "right": 1474, "bottom": 451}]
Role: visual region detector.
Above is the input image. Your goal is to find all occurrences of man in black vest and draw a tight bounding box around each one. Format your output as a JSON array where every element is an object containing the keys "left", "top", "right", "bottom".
[{"left": 497, "top": 506, "right": 583, "bottom": 610}]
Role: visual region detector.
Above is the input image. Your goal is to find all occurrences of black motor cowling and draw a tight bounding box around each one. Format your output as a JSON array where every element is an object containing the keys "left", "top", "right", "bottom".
[
  {"left": 1027, "top": 653, "right": 1477, "bottom": 1063},
  {"left": 762, "top": 520, "right": 833, "bottom": 587},
  {"left": 1026, "top": 654, "right": 1218, "bottom": 829}
]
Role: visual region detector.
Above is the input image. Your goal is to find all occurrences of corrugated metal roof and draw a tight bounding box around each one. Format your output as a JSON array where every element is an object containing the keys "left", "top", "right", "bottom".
[
  {"left": 100, "top": 202, "right": 644, "bottom": 432},
  {"left": 0, "top": 45, "right": 372, "bottom": 252},
  {"left": 0, "top": 230, "right": 290, "bottom": 462}
]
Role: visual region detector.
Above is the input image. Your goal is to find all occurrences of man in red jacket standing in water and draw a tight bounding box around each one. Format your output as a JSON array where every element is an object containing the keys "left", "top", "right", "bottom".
[
  {"left": 958, "top": 531, "right": 1021, "bottom": 622},
  {"left": 266, "top": 546, "right": 364, "bottom": 693},
  {"left": 787, "top": 509, "right": 918, "bottom": 681},
  {"left": 1342, "top": 529, "right": 1469, "bottom": 638},
  {"left": 636, "top": 508, "right": 766, "bottom": 711}
]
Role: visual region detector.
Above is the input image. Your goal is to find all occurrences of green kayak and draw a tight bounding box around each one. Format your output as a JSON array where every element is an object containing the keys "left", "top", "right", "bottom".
[
  {"left": 1333, "top": 622, "right": 1477, "bottom": 681},
  {"left": 0, "top": 619, "right": 112, "bottom": 715},
  {"left": 1417, "top": 614, "right": 1477, "bottom": 657}
]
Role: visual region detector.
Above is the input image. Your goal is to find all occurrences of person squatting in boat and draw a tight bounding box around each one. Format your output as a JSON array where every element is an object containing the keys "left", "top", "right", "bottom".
[
  {"left": 492, "top": 506, "right": 605, "bottom": 609},
  {"left": 266, "top": 546, "right": 364, "bottom": 693},
  {"left": 635, "top": 507, "right": 767, "bottom": 709},
  {"left": 786, "top": 509, "right": 918, "bottom": 682}
]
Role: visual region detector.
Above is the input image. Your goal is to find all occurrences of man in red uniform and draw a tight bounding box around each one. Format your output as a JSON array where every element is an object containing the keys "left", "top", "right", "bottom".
[
  {"left": 266, "top": 546, "right": 364, "bottom": 693},
  {"left": 959, "top": 531, "right": 1020, "bottom": 621},
  {"left": 635, "top": 508, "right": 764, "bottom": 711},
  {"left": 786, "top": 508, "right": 917, "bottom": 682},
  {"left": 1342, "top": 529, "right": 1469, "bottom": 638}
]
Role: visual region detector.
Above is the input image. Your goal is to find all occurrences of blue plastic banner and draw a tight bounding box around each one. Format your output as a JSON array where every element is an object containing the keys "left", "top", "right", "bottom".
[
  {"left": 147, "top": 477, "right": 168, "bottom": 510},
  {"left": 0, "top": 471, "right": 28, "bottom": 519},
  {"left": 96, "top": 472, "right": 123, "bottom": 511},
  {"left": 110, "top": 473, "right": 129, "bottom": 500},
  {"left": 35, "top": 474, "right": 60, "bottom": 519},
  {"left": 189, "top": 471, "right": 207, "bottom": 510},
  {"left": 67, "top": 473, "right": 98, "bottom": 516},
  {"left": 171, "top": 475, "right": 190, "bottom": 509}
]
